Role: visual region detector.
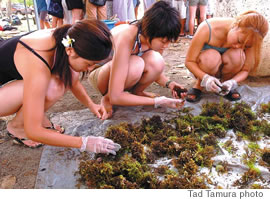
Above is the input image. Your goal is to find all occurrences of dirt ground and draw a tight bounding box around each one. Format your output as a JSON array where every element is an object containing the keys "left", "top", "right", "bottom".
[{"left": 1, "top": 38, "right": 270, "bottom": 189}]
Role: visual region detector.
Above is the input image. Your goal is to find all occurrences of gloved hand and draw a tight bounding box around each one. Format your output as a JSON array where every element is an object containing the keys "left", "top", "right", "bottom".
[
  {"left": 221, "top": 79, "right": 238, "bottom": 95},
  {"left": 80, "top": 136, "right": 121, "bottom": 155},
  {"left": 154, "top": 96, "right": 185, "bottom": 109},
  {"left": 200, "top": 74, "right": 222, "bottom": 93}
]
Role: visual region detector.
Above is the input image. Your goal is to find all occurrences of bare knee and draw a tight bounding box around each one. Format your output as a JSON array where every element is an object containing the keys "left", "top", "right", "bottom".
[
  {"left": 127, "top": 56, "right": 145, "bottom": 85},
  {"left": 198, "top": 49, "right": 222, "bottom": 75},
  {"left": 45, "top": 77, "right": 65, "bottom": 103},
  {"left": 222, "top": 49, "right": 245, "bottom": 69},
  {"left": 144, "top": 52, "right": 165, "bottom": 75}
]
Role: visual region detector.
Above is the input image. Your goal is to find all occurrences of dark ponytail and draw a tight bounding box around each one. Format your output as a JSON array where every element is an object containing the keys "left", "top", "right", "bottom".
[
  {"left": 52, "top": 19, "right": 113, "bottom": 88},
  {"left": 52, "top": 24, "right": 72, "bottom": 87}
]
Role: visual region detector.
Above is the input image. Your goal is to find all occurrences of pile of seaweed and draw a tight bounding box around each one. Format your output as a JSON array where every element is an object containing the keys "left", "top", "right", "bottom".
[{"left": 77, "top": 101, "right": 270, "bottom": 189}]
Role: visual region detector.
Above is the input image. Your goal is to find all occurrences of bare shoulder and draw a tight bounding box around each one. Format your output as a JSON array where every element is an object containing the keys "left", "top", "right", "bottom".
[
  {"left": 20, "top": 29, "right": 56, "bottom": 50},
  {"left": 14, "top": 29, "right": 56, "bottom": 77},
  {"left": 111, "top": 24, "right": 137, "bottom": 46}
]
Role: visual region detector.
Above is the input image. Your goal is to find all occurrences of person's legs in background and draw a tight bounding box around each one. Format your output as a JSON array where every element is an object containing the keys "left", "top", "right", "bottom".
[
  {"left": 37, "top": 0, "right": 51, "bottom": 29},
  {"left": 97, "top": 5, "right": 107, "bottom": 20},
  {"left": 188, "top": 3, "right": 197, "bottom": 38},
  {"left": 39, "top": 10, "right": 51, "bottom": 29},
  {"left": 52, "top": 16, "right": 63, "bottom": 28},
  {"left": 65, "top": 0, "right": 84, "bottom": 24},
  {"left": 206, "top": 0, "right": 214, "bottom": 19},
  {"left": 86, "top": 0, "right": 107, "bottom": 20},
  {"left": 61, "top": 0, "right": 72, "bottom": 24},
  {"left": 85, "top": 1, "right": 98, "bottom": 20},
  {"left": 133, "top": 0, "right": 140, "bottom": 19}
]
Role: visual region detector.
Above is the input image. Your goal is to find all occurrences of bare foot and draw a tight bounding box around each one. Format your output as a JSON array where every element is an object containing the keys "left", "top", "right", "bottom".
[
  {"left": 101, "top": 95, "right": 113, "bottom": 119},
  {"left": 7, "top": 121, "right": 42, "bottom": 148},
  {"left": 43, "top": 116, "right": 65, "bottom": 133},
  {"left": 134, "top": 91, "right": 160, "bottom": 98}
]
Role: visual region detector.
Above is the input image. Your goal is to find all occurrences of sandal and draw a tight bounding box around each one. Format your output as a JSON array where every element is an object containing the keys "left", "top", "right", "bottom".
[
  {"left": 224, "top": 89, "right": 241, "bottom": 101},
  {"left": 186, "top": 88, "right": 202, "bottom": 103},
  {"left": 7, "top": 132, "right": 44, "bottom": 149},
  {"left": 45, "top": 121, "right": 65, "bottom": 134}
]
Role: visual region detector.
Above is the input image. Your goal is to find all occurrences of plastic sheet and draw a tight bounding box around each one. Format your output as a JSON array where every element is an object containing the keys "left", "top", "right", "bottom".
[{"left": 35, "top": 85, "right": 270, "bottom": 188}]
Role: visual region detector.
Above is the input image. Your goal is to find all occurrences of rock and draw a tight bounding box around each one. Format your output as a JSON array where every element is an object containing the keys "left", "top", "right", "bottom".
[{"left": 0, "top": 175, "right": 16, "bottom": 189}]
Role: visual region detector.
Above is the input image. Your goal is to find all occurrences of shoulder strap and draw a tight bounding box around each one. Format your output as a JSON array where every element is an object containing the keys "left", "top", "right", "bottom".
[
  {"left": 18, "top": 40, "right": 51, "bottom": 71},
  {"left": 205, "top": 19, "right": 211, "bottom": 43}
]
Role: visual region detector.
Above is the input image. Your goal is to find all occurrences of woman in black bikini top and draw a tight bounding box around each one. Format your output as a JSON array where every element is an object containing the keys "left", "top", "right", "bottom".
[{"left": 0, "top": 19, "right": 121, "bottom": 154}]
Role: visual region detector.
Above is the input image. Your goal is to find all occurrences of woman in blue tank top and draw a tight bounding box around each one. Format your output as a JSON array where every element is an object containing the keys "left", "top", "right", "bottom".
[{"left": 185, "top": 11, "right": 268, "bottom": 103}]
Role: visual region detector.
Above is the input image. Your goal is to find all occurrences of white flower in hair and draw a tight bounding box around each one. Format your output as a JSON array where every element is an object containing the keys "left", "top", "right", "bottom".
[{"left": 61, "top": 35, "right": 75, "bottom": 47}]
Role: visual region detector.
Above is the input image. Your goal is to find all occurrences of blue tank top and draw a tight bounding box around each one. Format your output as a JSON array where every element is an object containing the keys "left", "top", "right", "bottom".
[{"left": 202, "top": 19, "right": 229, "bottom": 54}]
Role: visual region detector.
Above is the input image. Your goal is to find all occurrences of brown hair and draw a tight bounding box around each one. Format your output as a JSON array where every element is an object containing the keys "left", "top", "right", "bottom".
[
  {"left": 52, "top": 19, "right": 112, "bottom": 87},
  {"left": 233, "top": 11, "right": 269, "bottom": 71}
]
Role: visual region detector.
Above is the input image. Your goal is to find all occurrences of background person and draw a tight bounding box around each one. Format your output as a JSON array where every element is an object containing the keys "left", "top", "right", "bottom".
[
  {"left": 37, "top": 0, "right": 51, "bottom": 29},
  {"left": 65, "top": 0, "right": 84, "bottom": 24},
  {"left": 85, "top": 0, "right": 107, "bottom": 20},
  {"left": 173, "top": 0, "right": 187, "bottom": 37},
  {"left": 187, "top": 0, "right": 208, "bottom": 39}
]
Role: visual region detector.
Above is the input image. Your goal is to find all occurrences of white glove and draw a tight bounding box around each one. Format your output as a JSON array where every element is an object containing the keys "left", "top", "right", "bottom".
[
  {"left": 80, "top": 136, "right": 121, "bottom": 155},
  {"left": 154, "top": 96, "right": 184, "bottom": 109},
  {"left": 221, "top": 79, "right": 238, "bottom": 95},
  {"left": 200, "top": 74, "right": 222, "bottom": 93}
]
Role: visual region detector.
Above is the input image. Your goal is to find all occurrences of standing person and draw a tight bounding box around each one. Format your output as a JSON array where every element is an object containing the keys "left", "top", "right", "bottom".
[
  {"left": 37, "top": 0, "right": 51, "bottom": 29},
  {"left": 47, "top": 0, "right": 64, "bottom": 28},
  {"left": 88, "top": 1, "right": 186, "bottom": 118},
  {"left": 173, "top": 0, "right": 187, "bottom": 37},
  {"left": 185, "top": 11, "right": 269, "bottom": 102},
  {"left": 113, "top": 0, "right": 135, "bottom": 22},
  {"left": 206, "top": 0, "right": 214, "bottom": 19},
  {"left": 187, "top": 0, "right": 208, "bottom": 39},
  {"left": 85, "top": 0, "right": 107, "bottom": 20},
  {"left": 65, "top": 0, "right": 84, "bottom": 24},
  {"left": 0, "top": 19, "right": 120, "bottom": 154},
  {"left": 133, "top": 0, "right": 140, "bottom": 19},
  {"left": 143, "top": 0, "right": 155, "bottom": 10}
]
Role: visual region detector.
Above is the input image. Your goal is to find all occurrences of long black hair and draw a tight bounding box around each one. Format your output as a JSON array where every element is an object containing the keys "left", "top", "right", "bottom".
[{"left": 52, "top": 19, "right": 112, "bottom": 87}]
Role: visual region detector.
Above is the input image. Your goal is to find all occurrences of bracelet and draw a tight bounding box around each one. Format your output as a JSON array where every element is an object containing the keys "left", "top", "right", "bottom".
[
  {"left": 80, "top": 136, "right": 89, "bottom": 152},
  {"left": 165, "top": 80, "right": 173, "bottom": 88}
]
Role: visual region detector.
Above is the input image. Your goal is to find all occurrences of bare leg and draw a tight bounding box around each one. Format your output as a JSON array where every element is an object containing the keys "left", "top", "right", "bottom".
[
  {"left": 180, "top": 18, "right": 186, "bottom": 35},
  {"left": 132, "top": 51, "right": 164, "bottom": 97},
  {"left": 71, "top": 9, "right": 83, "bottom": 24},
  {"left": 187, "top": 49, "right": 222, "bottom": 100},
  {"left": 188, "top": 6, "right": 197, "bottom": 36},
  {"left": 199, "top": 5, "right": 207, "bottom": 24},
  {"left": 2, "top": 76, "right": 65, "bottom": 147}
]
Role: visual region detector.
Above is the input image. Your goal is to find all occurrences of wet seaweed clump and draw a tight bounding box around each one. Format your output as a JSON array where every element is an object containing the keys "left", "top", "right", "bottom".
[
  {"left": 173, "top": 86, "right": 188, "bottom": 98},
  {"left": 261, "top": 149, "right": 270, "bottom": 165},
  {"left": 233, "top": 168, "right": 261, "bottom": 188},
  {"left": 259, "top": 102, "right": 270, "bottom": 114},
  {"left": 77, "top": 100, "right": 270, "bottom": 189},
  {"left": 229, "top": 102, "right": 257, "bottom": 138}
]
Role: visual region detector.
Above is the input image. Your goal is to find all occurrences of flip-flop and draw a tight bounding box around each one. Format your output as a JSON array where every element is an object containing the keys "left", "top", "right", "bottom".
[
  {"left": 7, "top": 132, "right": 44, "bottom": 149},
  {"left": 45, "top": 121, "right": 65, "bottom": 134},
  {"left": 224, "top": 89, "right": 241, "bottom": 101},
  {"left": 186, "top": 88, "right": 202, "bottom": 103}
]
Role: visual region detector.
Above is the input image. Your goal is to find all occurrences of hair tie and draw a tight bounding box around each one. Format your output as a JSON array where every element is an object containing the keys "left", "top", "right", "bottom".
[{"left": 62, "top": 35, "right": 75, "bottom": 48}]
